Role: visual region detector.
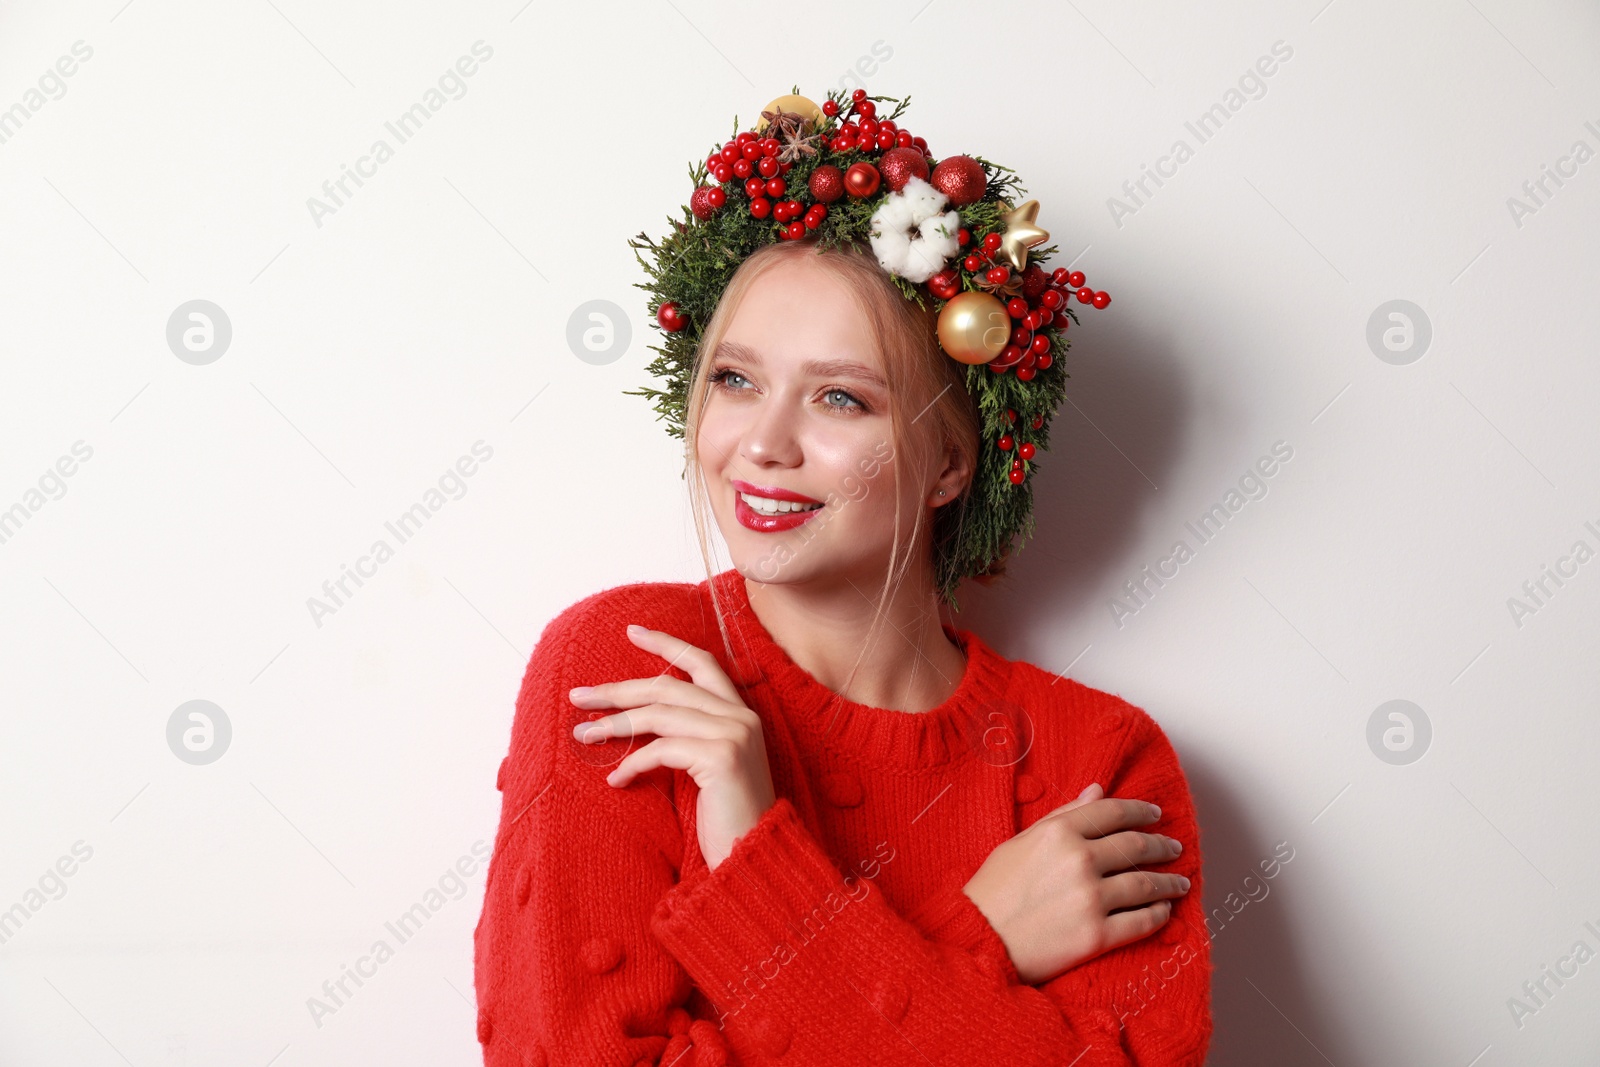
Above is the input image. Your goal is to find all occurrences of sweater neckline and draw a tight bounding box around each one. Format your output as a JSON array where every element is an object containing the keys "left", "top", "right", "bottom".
[{"left": 705, "top": 569, "right": 1015, "bottom": 770}]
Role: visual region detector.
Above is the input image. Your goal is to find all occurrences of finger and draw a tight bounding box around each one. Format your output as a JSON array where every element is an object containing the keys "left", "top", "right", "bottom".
[
  {"left": 570, "top": 675, "right": 738, "bottom": 718},
  {"left": 1040, "top": 782, "right": 1105, "bottom": 821},
  {"left": 1100, "top": 899, "right": 1175, "bottom": 953},
  {"left": 1101, "top": 868, "right": 1191, "bottom": 913},
  {"left": 626, "top": 625, "right": 742, "bottom": 704},
  {"left": 574, "top": 703, "right": 741, "bottom": 745},
  {"left": 1088, "top": 828, "right": 1183, "bottom": 875},
  {"left": 606, "top": 735, "right": 723, "bottom": 788},
  {"left": 1061, "top": 797, "right": 1162, "bottom": 842}
]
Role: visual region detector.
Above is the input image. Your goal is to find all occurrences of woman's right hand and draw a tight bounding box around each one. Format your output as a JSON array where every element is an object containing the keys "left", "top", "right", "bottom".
[{"left": 962, "top": 783, "right": 1191, "bottom": 985}]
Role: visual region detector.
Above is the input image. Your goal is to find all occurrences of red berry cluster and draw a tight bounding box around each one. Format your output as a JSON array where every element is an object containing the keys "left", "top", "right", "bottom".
[
  {"left": 822, "top": 89, "right": 930, "bottom": 156},
  {"left": 691, "top": 130, "right": 796, "bottom": 228},
  {"left": 694, "top": 133, "right": 817, "bottom": 237},
  {"left": 997, "top": 409, "right": 1047, "bottom": 484},
  {"left": 977, "top": 257, "right": 1108, "bottom": 487},
  {"left": 687, "top": 90, "right": 934, "bottom": 243}
]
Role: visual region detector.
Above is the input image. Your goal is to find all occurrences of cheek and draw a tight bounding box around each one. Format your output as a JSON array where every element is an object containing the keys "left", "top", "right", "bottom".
[
  {"left": 696, "top": 407, "right": 739, "bottom": 472},
  {"left": 841, "top": 474, "right": 913, "bottom": 544},
  {"left": 815, "top": 437, "right": 902, "bottom": 515}
]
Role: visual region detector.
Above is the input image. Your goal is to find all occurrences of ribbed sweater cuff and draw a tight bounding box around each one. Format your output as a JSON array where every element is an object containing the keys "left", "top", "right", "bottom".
[
  {"left": 905, "top": 882, "right": 1022, "bottom": 986},
  {"left": 650, "top": 797, "right": 870, "bottom": 992}
]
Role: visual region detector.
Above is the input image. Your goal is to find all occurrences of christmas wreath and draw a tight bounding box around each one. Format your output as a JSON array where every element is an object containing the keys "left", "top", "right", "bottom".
[{"left": 626, "top": 87, "right": 1112, "bottom": 606}]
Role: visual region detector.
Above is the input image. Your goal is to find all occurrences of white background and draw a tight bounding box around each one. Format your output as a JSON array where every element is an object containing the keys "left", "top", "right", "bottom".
[{"left": 2, "top": 0, "right": 1597, "bottom": 1063}]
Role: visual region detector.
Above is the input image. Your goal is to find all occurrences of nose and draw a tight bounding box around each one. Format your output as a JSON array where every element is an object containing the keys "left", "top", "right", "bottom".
[{"left": 739, "top": 391, "right": 803, "bottom": 469}]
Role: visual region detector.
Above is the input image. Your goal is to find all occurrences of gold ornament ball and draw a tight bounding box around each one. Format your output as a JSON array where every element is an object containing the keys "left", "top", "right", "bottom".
[
  {"left": 937, "top": 291, "right": 1011, "bottom": 365},
  {"left": 756, "top": 94, "right": 825, "bottom": 131}
]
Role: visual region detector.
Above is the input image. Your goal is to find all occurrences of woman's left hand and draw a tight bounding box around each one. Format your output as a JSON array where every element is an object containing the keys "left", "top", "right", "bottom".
[{"left": 568, "top": 624, "right": 777, "bottom": 870}]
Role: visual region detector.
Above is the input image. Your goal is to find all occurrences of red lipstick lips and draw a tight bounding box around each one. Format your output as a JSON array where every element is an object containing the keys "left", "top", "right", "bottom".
[
  {"left": 731, "top": 479, "right": 823, "bottom": 504},
  {"left": 731, "top": 479, "right": 824, "bottom": 533}
]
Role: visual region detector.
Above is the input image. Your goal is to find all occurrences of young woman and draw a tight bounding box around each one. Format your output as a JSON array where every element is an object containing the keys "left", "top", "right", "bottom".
[{"left": 472, "top": 234, "right": 1213, "bottom": 1065}]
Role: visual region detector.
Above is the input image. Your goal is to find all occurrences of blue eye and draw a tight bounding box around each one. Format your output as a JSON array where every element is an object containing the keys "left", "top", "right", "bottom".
[
  {"left": 824, "top": 388, "right": 864, "bottom": 410},
  {"left": 710, "top": 368, "right": 750, "bottom": 390}
]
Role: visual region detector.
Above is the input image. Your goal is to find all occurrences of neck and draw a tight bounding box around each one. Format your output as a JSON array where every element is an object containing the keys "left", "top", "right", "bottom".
[{"left": 739, "top": 559, "right": 967, "bottom": 713}]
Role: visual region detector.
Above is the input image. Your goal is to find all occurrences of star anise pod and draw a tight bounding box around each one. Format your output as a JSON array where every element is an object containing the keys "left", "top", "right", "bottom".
[
  {"left": 757, "top": 108, "right": 824, "bottom": 164},
  {"left": 775, "top": 122, "right": 822, "bottom": 164},
  {"left": 760, "top": 107, "right": 807, "bottom": 140}
]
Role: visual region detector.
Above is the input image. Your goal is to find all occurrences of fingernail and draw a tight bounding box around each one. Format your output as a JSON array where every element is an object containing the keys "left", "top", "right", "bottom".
[
  {"left": 1178, "top": 876, "right": 1191, "bottom": 891},
  {"left": 569, "top": 686, "right": 593, "bottom": 701},
  {"left": 1148, "top": 803, "right": 1162, "bottom": 818},
  {"left": 627, "top": 624, "right": 646, "bottom": 635}
]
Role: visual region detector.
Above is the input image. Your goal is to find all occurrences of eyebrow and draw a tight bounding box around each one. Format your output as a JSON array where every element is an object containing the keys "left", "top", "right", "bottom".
[{"left": 711, "top": 341, "right": 887, "bottom": 388}]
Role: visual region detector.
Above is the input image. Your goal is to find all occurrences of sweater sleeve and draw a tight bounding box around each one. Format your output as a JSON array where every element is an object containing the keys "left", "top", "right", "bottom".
[
  {"left": 1035, "top": 705, "right": 1214, "bottom": 1064},
  {"left": 473, "top": 591, "right": 739, "bottom": 1066},
  {"left": 648, "top": 703, "right": 1213, "bottom": 1065}
]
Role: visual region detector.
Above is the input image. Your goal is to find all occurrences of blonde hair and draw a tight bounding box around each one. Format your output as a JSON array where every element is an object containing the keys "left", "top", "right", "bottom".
[{"left": 682, "top": 238, "right": 983, "bottom": 693}]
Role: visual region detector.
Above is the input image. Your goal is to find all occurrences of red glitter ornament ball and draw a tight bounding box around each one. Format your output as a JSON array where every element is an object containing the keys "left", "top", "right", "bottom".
[
  {"left": 930, "top": 154, "right": 987, "bottom": 206},
  {"left": 1021, "top": 264, "right": 1049, "bottom": 299},
  {"left": 808, "top": 165, "right": 845, "bottom": 203},
  {"left": 690, "top": 186, "right": 719, "bottom": 220},
  {"left": 878, "top": 147, "right": 930, "bottom": 192},
  {"left": 844, "top": 162, "right": 881, "bottom": 198},
  {"left": 883, "top": 147, "right": 934, "bottom": 192}
]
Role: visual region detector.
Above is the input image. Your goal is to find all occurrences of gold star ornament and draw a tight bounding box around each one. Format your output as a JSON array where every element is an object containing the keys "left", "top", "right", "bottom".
[{"left": 995, "top": 199, "right": 1049, "bottom": 272}]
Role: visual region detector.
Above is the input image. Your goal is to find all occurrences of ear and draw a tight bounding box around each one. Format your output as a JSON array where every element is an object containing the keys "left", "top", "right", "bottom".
[{"left": 926, "top": 442, "right": 973, "bottom": 508}]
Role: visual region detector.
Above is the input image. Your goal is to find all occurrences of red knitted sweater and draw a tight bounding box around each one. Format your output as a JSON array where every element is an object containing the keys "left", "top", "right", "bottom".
[{"left": 474, "top": 569, "right": 1213, "bottom": 1065}]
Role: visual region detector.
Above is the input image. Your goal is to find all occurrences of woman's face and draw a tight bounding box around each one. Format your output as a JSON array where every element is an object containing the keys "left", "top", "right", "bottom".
[{"left": 695, "top": 255, "right": 946, "bottom": 589}]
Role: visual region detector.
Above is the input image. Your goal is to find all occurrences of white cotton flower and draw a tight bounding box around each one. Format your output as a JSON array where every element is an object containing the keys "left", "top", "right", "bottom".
[{"left": 868, "top": 176, "right": 962, "bottom": 284}]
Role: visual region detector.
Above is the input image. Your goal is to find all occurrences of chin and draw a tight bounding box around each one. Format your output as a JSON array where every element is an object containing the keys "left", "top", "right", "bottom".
[
  {"left": 728, "top": 539, "right": 823, "bottom": 586},
  {"left": 712, "top": 520, "right": 826, "bottom": 587},
  {"left": 732, "top": 537, "right": 885, "bottom": 591}
]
